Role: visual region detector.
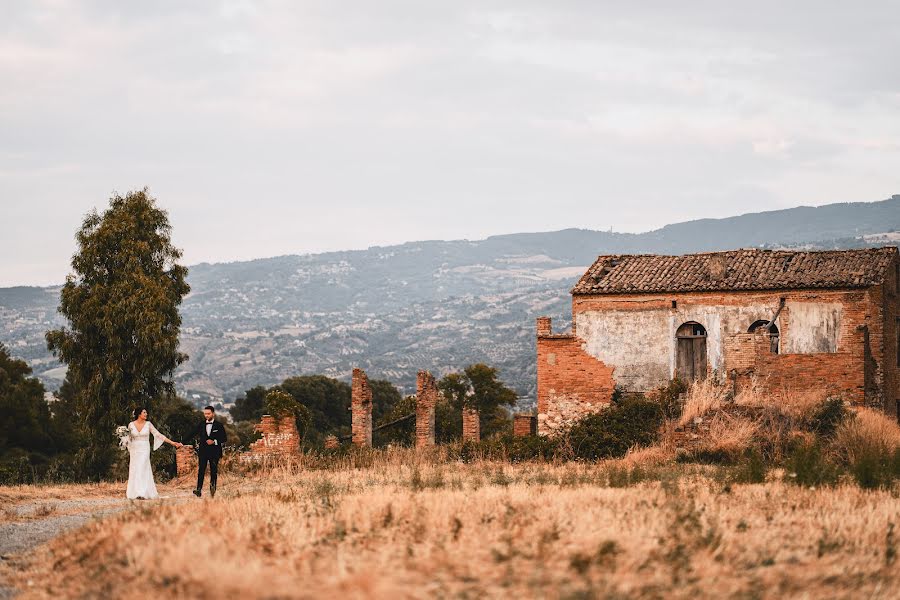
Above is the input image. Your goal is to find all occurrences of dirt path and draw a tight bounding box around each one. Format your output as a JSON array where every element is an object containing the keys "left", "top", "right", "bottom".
[{"left": 0, "top": 489, "right": 193, "bottom": 599}]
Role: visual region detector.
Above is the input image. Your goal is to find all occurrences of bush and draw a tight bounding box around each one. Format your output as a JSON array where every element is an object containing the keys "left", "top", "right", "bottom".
[
  {"left": 649, "top": 379, "right": 688, "bottom": 420},
  {"left": 807, "top": 397, "right": 848, "bottom": 438},
  {"left": 833, "top": 408, "right": 900, "bottom": 466},
  {"left": 449, "top": 435, "right": 560, "bottom": 463},
  {"left": 730, "top": 449, "right": 767, "bottom": 484},
  {"left": 566, "top": 398, "right": 664, "bottom": 461},
  {"left": 785, "top": 442, "right": 840, "bottom": 487},
  {"left": 849, "top": 446, "right": 900, "bottom": 490}
]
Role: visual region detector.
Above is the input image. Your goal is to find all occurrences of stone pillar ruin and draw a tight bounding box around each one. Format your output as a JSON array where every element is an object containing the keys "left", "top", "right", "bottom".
[
  {"left": 462, "top": 406, "right": 480, "bottom": 442},
  {"left": 513, "top": 414, "right": 537, "bottom": 437},
  {"left": 351, "top": 367, "right": 373, "bottom": 447},
  {"left": 416, "top": 370, "right": 438, "bottom": 448}
]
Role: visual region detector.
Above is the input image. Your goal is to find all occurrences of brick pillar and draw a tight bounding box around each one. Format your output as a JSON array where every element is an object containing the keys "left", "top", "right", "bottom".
[
  {"left": 462, "top": 406, "right": 480, "bottom": 442},
  {"left": 176, "top": 445, "right": 197, "bottom": 476},
  {"left": 537, "top": 316, "right": 552, "bottom": 337},
  {"left": 416, "top": 370, "right": 437, "bottom": 448},
  {"left": 351, "top": 368, "right": 373, "bottom": 446},
  {"left": 513, "top": 414, "right": 537, "bottom": 437}
]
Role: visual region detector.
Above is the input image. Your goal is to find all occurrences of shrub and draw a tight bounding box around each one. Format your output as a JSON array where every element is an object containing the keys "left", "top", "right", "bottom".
[
  {"left": 649, "top": 379, "right": 688, "bottom": 420},
  {"left": 850, "top": 447, "right": 900, "bottom": 490},
  {"left": 730, "top": 449, "right": 767, "bottom": 484},
  {"left": 808, "top": 397, "right": 848, "bottom": 438},
  {"left": 449, "top": 435, "right": 560, "bottom": 463},
  {"left": 785, "top": 442, "right": 840, "bottom": 487},
  {"left": 832, "top": 408, "right": 900, "bottom": 466},
  {"left": 566, "top": 397, "right": 664, "bottom": 461}
]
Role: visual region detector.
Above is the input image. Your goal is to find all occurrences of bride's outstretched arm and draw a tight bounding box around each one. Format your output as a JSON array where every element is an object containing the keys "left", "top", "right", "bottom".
[{"left": 148, "top": 422, "right": 184, "bottom": 449}]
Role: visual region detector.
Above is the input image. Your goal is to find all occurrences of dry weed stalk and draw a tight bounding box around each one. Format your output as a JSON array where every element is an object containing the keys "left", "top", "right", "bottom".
[
  {"left": 677, "top": 378, "right": 728, "bottom": 427},
  {"left": 833, "top": 408, "right": 900, "bottom": 464}
]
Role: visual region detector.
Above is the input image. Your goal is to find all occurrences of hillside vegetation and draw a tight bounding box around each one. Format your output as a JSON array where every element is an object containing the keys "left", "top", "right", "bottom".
[{"left": 2, "top": 195, "right": 898, "bottom": 406}]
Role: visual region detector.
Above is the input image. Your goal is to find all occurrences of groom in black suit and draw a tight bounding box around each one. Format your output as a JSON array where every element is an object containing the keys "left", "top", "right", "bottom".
[{"left": 190, "top": 406, "right": 227, "bottom": 497}]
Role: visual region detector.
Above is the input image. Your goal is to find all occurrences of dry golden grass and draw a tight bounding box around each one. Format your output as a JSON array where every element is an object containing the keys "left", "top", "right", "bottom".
[
  {"left": 677, "top": 378, "right": 728, "bottom": 427},
  {"left": 697, "top": 413, "right": 759, "bottom": 459},
  {"left": 833, "top": 408, "right": 900, "bottom": 464},
  {"left": 0, "top": 480, "right": 123, "bottom": 506},
  {"left": 5, "top": 455, "right": 900, "bottom": 600}
]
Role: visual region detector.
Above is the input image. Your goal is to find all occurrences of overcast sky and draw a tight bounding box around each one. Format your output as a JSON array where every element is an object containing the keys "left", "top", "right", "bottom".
[{"left": 2, "top": 1, "right": 899, "bottom": 286}]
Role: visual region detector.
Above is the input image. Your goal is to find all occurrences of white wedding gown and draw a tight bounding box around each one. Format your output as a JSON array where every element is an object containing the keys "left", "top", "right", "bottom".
[{"left": 125, "top": 421, "right": 166, "bottom": 499}]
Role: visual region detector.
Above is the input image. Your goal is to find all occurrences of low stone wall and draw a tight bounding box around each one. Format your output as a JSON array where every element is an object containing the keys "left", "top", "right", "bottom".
[{"left": 240, "top": 415, "right": 300, "bottom": 463}]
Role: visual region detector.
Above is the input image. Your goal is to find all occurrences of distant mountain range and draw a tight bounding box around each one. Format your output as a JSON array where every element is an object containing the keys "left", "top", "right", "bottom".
[{"left": 2, "top": 194, "right": 898, "bottom": 409}]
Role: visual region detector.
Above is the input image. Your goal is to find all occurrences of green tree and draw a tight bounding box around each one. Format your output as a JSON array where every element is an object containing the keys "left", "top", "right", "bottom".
[
  {"left": 46, "top": 189, "right": 190, "bottom": 477},
  {"left": 0, "top": 343, "right": 53, "bottom": 458},
  {"left": 230, "top": 385, "right": 268, "bottom": 422},
  {"left": 374, "top": 394, "right": 416, "bottom": 447},
  {"left": 438, "top": 364, "right": 517, "bottom": 439},
  {"left": 279, "top": 375, "right": 351, "bottom": 443},
  {"left": 370, "top": 379, "right": 402, "bottom": 423}
]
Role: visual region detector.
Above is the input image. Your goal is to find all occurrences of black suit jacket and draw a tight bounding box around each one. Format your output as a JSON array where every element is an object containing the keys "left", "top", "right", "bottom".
[{"left": 192, "top": 420, "right": 227, "bottom": 458}]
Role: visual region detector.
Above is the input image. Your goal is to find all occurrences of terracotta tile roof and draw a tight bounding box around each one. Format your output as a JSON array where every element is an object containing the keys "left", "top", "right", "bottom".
[{"left": 572, "top": 247, "right": 898, "bottom": 295}]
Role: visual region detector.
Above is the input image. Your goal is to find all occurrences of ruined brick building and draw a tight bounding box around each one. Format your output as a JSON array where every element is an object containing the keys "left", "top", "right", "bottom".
[{"left": 536, "top": 247, "right": 900, "bottom": 435}]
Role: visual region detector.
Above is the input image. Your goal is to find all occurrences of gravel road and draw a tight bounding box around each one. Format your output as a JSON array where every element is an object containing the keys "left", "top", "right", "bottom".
[{"left": 0, "top": 493, "right": 192, "bottom": 598}]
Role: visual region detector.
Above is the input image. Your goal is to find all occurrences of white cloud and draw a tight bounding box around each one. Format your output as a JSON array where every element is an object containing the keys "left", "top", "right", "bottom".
[{"left": 0, "top": 0, "right": 898, "bottom": 285}]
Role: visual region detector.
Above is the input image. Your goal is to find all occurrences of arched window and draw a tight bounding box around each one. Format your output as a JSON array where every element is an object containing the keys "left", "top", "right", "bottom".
[
  {"left": 748, "top": 320, "right": 779, "bottom": 354},
  {"left": 676, "top": 322, "right": 707, "bottom": 381}
]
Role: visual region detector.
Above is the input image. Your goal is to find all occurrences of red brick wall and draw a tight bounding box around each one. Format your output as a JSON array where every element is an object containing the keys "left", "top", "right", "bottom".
[
  {"left": 351, "top": 368, "right": 373, "bottom": 447},
  {"left": 876, "top": 255, "right": 900, "bottom": 419},
  {"left": 462, "top": 406, "right": 480, "bottom": 442},
  {"left": 240, "top": 415, "right": 300, "bottom": 463},
  {"left": 536, "top": 318, "right": 616, "bottom": 435},
  {"left": 538, "top": 280, "right": 896, "bottom": 433},
  {"left": 416, "top": 371, "right": 437, "bottom": 448},
  {"left": 513, "top": 414, "right": 537, "bottom": 437}
]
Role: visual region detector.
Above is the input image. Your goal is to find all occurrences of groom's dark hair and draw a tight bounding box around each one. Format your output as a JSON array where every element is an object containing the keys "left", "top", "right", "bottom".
[{"left": 203, "top": 405, "right": 215, "bottom": 413}]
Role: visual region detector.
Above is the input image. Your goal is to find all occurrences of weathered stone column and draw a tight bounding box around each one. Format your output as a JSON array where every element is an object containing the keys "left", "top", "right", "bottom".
[
  {"left": 513, "top": 414, "right": 537, "bottom": 437},
  {"left": 416, "top": 370, "right": 437, "bottom": 448},
  {"left": 462, "top": 406, "right": 480, "bottom": 442},
  {"left": 351, "top": 368, "right": 373, "bottom": 446}
]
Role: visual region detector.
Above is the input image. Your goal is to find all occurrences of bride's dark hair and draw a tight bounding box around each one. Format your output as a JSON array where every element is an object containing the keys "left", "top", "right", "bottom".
[{"left": 132, "top": 407, "right": 148, "bottom": 420}]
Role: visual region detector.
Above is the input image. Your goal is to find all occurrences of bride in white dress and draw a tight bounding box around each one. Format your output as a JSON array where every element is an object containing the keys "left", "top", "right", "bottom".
[{"left": 124, "top": 407, "right": 182, "bottom": 499}]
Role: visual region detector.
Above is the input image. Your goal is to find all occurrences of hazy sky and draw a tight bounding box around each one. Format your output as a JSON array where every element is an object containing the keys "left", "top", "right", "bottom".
[{"left": 2, "top": 1, "right": 899, "bottom": 286}]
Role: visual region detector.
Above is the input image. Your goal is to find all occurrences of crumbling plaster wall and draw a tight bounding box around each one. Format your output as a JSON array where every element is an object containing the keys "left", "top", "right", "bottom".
[
  {"left": 575, "top": 300, "right": 778, "bottom": 390},
  {"left": 573, "top": 292, "right": 850, "bottom": 392}
]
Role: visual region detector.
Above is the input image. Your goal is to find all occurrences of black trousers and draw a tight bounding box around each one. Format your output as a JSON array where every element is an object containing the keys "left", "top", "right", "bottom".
[{"left": 197, "top": 454, "right": 220, "bottom": 491}]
